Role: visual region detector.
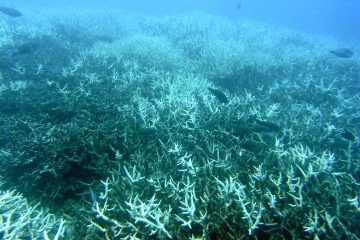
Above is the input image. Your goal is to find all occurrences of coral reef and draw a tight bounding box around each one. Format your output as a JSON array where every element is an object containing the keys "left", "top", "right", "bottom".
[{"left": 0, "top": 9, "right": 359, "bottom": 239}]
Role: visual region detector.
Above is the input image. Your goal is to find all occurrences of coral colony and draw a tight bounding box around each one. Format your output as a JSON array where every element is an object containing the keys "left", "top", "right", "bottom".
[{"left": 0, "top": 7, "right": 359, "bottom": 240}]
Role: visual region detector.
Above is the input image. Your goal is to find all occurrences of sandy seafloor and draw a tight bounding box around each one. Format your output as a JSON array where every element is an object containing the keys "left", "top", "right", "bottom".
[{"left": 0, "top": 6, "right": 360, "bottom": 240}]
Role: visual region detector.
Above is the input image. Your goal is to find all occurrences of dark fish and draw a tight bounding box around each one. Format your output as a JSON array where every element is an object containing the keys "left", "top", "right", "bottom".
[
  {"left": 251, "top": 124, "right": 271, "bottom": 133},
  {"left": 138, "top": 127, "right": 156, "bottom": 137},
  {"left": 260, "top": 131, "right": 277, "bottom": 144},
  {"left": 233, "top": 124, "right": 253, "bottom": 137},
  {"left": 241, "top": 139, "right": 267, "bottom": 153},
  {"left": 330, "top": 48, "right": 354, "bottom": 58},
  {"left": 208, "top": 87, "right": 229, "bottom": 103},
  {"left": 95, "top": 35, "right": 114, "bottom": 43},
  {"left": 254, "top": 119, "right": 281, "bottom": 132},
  {"left": 14, "top": 42, "right": 39, "bottom": 56},
  {"left": 0, "top": 6, "right": 22, "bottom": 17},
  {"left": 236, "top": 2, "right": 242, "bottom": 10},
  {"left": 342, "top": 130, "right": 356, "bottom": 142}
]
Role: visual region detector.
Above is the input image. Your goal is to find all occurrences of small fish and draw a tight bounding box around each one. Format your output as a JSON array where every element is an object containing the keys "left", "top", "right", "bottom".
[
  {"left": 14, "top": 42, "right": 39, "bottom": 56},
  {"left": 95, "top": 34, "right": 114, "bottom": 43},
  {"left": 241, "top": 139, "right": 267, "bottom": 153},
  {"left": 342, "top": 130, "right": 356, "bottom": 142},
  {"left": 236, "top": 2, "right": 242, "bottom": 10},
  {"left": 254, "top": 119, "right": 281, "bottom": 132},
  {"left": 233, "top": 126, "right": 253, "bottom": 138},
  {"left": 251, "top": 124, "right": 271, "bottom": 133},
  {"left": 208, "top": 87, "right": 229, "bottom": 103},
  {"left": 0, "top": 6, "right": 22, "bottom": 17},
  {"left": 138, "top": 127, "right": 156, "bottom": 137},
  {"left": 330, "top": 48, "right": 354, "bottom": 58},
  {"left": 89, "top": 187, "right": 97, "bottom": 206}
]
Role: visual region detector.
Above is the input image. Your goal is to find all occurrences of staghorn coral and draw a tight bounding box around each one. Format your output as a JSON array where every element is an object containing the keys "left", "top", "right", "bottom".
[{"left": 0, "top": 9, "right": 359, "bottom": 240}]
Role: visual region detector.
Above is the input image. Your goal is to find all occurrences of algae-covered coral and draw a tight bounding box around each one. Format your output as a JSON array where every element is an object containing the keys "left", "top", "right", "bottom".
[{"left": 0, "top": 8, "right": 359, "bottom": 240}]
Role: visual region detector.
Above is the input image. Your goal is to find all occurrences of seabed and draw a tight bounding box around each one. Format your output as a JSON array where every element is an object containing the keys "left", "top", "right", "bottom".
[{"left": 0, "top": 8, "right": 359, "bottom": 240}]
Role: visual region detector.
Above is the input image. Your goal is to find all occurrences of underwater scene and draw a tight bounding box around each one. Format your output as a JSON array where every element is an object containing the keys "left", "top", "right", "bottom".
[{"left": 0, "top": 1, "right": 359, "bottom": 239}]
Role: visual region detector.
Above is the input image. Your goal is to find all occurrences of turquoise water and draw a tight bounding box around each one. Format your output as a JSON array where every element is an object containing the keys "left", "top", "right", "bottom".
[
  {"left": 0, "top": 2, "right": 359, "bottom": 239},
  {"left": 10, "top": 0, "right": 360, "bottom": 40}
]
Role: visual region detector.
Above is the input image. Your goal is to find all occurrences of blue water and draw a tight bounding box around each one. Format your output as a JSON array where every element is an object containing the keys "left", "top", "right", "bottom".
[{"left": 14, "top": 0, "right": 360, "bottom": 42}]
